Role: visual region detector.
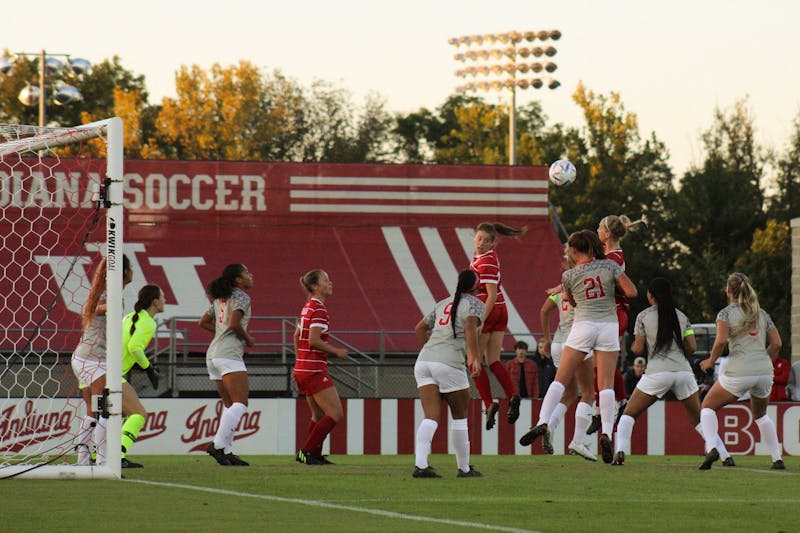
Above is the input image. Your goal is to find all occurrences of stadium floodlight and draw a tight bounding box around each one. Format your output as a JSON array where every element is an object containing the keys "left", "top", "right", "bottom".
[
  {"left": 449, "top": 29, "right": 562, "bottom": 165},
  {"left": 0, "top": 50, "right": 90, "bottom": 128}
]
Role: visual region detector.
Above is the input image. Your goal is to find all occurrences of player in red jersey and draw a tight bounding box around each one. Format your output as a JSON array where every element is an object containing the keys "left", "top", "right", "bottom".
[
  {"left": 293, "top": 269, "right": 348, "bottom": 465},
  {"left": 470, "top": 221, "right": 527, "bottom": 430}
]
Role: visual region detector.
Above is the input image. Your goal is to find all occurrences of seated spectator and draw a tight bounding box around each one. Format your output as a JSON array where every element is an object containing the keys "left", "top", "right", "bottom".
[
  {"left": 505, "top": 340, "right": 538, "bottom": 399},
  {"left": 623, "top": 357, "right": 646, "bottom": 398},
  {"left": 770, "top": 355, "right": 790, "bottom": 401}
]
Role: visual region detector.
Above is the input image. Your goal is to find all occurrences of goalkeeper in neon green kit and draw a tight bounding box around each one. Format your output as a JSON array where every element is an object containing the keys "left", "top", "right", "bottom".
[{"left": 120, "top": 284, "right": 164, "bottom": 468}]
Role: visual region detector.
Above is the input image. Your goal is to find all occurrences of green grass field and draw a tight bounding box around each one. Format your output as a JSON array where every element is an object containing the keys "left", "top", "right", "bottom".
[{"left": 3, "top": 454, "right": 797, "bottom": 532}]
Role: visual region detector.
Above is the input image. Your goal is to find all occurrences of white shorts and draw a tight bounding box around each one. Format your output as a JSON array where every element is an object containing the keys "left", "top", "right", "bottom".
[
  {"left": 551, "top": 342, "right": 564, "bottom": 368},
  {"left": 636, "top": 371, "right": 698, "bottom": 400},
  {"left": 414, "top": 360, "right": 469, "bottom": 394},
  {"left": 565, "top": 321, "right": 619, "bottom": 353},
  {"left": 718, "top": 373, "right": 772, "bottom": 399},
  {"left": 71, "top": 356, "right": 106, "bottom": 389},
  {"left": 207, "top": 358, "right": 247, "bottom": 380}
]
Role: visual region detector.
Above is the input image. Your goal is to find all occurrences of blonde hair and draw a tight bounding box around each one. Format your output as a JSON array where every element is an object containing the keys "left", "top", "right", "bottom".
[
  {"left": 727, "top": 272, "right": 760, "bottom": 336},
  {"left": 600, "top": 214, "right": 646, "bottom": 240}
]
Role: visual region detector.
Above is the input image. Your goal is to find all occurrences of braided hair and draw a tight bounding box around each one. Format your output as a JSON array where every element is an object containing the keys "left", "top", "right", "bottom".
[
  {"left": 648, "top": 278, "right": 685, "bottom": 355},
  {"left": 451, "top": 270, "right": 478, "bottom": 338},
  {"left": 129, "top": 284, "right": 162, "bottom": 335}
]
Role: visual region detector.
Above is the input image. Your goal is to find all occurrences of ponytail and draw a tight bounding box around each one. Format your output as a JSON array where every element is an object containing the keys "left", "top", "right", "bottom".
[
  {"left": 130, "top": 284, "right": 161, "bottom": 335},
  {"left": 601, "top": 214, "right": 646, "bottom": 241},
  {"left": 648, "top": 278, "right": 684, "bottom": 354},
  {"left": 727, "top": 272, "right": 760, "bottom": 336},
  {"left": 452, "top": 270, "right": 479, "bottom": 338},
  {"left": 207, "top": 264, "right": 246, "bottom": 300}
]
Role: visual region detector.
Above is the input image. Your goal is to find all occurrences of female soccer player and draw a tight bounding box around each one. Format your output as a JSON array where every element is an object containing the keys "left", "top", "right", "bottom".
[
  {"left": 520, "top": 230, "right": 637, "bottom": 464},
  {"left": 199, "top": 264, "right": 255, "bottom": 467},
  {"left": 412, "top": 269, "right": 484, "bottom": 478},
  {"left": 293, "top": 269, "right": 348, "bottom": 465},
  {"left": 698, "top": 273, "right": 784, "bottom": 470},
  {"left": 613, "top": 278, "right": 732, "bottom": 466},
  {"left": 71, "top": 255, "right": 134, "bottom": 465},
  {"left": 120, "top": 284, "right": 165, "bottom": 468},
  {"left": 470, "top": 221, "right": 526, "bottom": 430}
]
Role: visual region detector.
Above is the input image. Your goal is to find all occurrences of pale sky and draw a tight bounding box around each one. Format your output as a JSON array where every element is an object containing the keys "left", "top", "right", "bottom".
[{"left": 4, "top": 0, "right": 799, "bottom": 177}]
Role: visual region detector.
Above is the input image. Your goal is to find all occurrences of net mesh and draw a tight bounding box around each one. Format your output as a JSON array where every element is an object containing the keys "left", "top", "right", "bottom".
[{"left": 0, "top": 123, "right": 109, "bottom": 477}]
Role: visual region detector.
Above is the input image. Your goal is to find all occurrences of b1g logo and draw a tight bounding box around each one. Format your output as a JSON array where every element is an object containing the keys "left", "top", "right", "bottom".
[{"left": 719, "top": 404, "right": 790, "bottom": 455}]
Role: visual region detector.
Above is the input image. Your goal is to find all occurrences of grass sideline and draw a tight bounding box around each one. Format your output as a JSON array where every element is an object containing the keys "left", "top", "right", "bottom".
[{"left": 3, "top": 454, "right": 797, "bottom": 532}]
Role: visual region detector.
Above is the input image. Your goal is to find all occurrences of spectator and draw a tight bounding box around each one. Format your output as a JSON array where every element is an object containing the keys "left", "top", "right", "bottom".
[
  {"left": 770, "top": 355, "right": 790, "bottom": 401},
  {"left": 624, "top": 357, "right": 646, "bottom": 398},
  {"left": 787, "top": 361, "right": 800, "bottom": 401},
  {"left": 531, "top": 338, "right": 556, "bottom": 399},
  {"left": 505, "top": 341, "right": 538, "bottom": 399}
]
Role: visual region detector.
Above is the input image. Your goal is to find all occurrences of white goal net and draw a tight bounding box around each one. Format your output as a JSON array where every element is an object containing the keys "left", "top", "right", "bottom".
[{"left": 0, "top": 118, "right": 124, "bottom": 479}]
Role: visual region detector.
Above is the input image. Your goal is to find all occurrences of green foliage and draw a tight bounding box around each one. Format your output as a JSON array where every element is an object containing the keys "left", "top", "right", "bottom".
[{"left": 769, "top": 111, "right": 800, "bottom": 221}]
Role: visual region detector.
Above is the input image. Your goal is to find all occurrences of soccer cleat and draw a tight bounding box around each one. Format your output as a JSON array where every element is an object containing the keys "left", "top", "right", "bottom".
[
  {"left": 412, "top": 466, "right": 442, "bottom": 478},
  {"left": 225, "top": 453, "right": 250, "bottom": 466},
  {"left": 207, "top": 443, "right": 232, "bottom": 466},
  {"left": 612, "top": 451, "right": 625, "bottom": 466},
  {"left": 507, "top": 395, "right": 521, "bottom": 424},
  {"left": 722, "top": 457, "right": 736, "bottom": 467},
  {"left": 457, "top": 466, "right": 483, "bottom": 478},
  {"left": 568, "top": 442, "right": 597, "bottom": 462},
  {"left": 542, "top": 428, "right": 554, "bottom": 455},
  {"left": 316, "top": 455, "right": 335, "bottom": 465},
  {"left": 120, "top": 458, "right": 143, "bottom": 468},
  {"left": 699, "top": 448, "right": 720, "bottom": 470},
  {"left": 519, "top": 423, "right": 547, "bottom": 446},
  {"left": 771, "top": 459, "right": 786, "bottom": 470},
  {"left": 296, "top": 449, "right": 324, "bottom": 465},
  {"left": 599, "top": 433, "right": 613, "bottom": 464},
  {"left": 485, "top": 402, "right": 500, "bottom": 430},
  {"left": 586, "top": 415, "right": 601, "bottom": 435}
]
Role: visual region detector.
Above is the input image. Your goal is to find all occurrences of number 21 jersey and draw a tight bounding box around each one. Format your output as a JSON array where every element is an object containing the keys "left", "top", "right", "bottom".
[{"left": 561, "top": 259, "right": 623, "bottom": 323}]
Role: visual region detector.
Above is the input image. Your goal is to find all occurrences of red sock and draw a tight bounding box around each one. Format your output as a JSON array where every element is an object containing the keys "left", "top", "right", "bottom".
[
  {"left": 474, "top": 366, "right": 494, "bottom": 409},
  {"left": 490, "top": 361, "right": 516, "bottom": 398},
  {"left": 302, "top": 415, "right": 336, "bottom": 455},
  {"left": 306, "top": 419, "right": 322, "bottom": 456}
]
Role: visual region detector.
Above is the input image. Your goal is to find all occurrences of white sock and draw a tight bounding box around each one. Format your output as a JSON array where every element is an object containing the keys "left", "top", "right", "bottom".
[
  {"left": 537, "top": 381, "right": 565, "bottom": 426},
  {"left": 415, "top": 418, "right": 438, "bottom": 469},
  {"left": 694, "top": 422, "right": 730, "bottom": 460},
  {"left": 755, "top": 414, "right": 782, "bottom": 462},
  {"left": 598, "top": 389, "right": 615, "bottom": 437},
  {"left": 76, "top": 415, "right": 96, "bottom": 465},
  {"left": 700, "top": 408, "right": 719, "bottom": 453},
  {"left": 570, "top": 401, "right": 593, "bottom": 446},
  {"left": 548, "top": 402, "right": 568, "bottom": 432},
  {"left": 451, "top": 418, "right": 470, "bottom": 472},
  {"left": 215, "top": 402, "right": 247, "bottom": 453},
  {"left": 93, "top": 416, "right": 107, "bottom": 465},
  {"left": 616, "top": 414, "right": 635, "bottom": 454}
]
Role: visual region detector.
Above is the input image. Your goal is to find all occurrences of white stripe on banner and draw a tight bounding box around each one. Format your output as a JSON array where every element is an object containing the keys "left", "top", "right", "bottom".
[
  {"left": 292, "top": 204, "right": 548, "bottom": 216},
  {"left": 648, "top": 401, "right": 665, "bottom": 455},
  {"left": 380, "top": 399, "right": 398, "bottom": 455},
  {"left": 382, "top": 227, "right": 436, "bottom": 316},
  {"left": 347, "top": 399, "right": 364, "bottom": 456},
  {"left": 290, "top": 176, "right": 549, "bottom": 189},
  {"left": 514, "top": 399, "right": 536, "bottom": 455},
  {"left": 419, "top": 227, "right": 459, "bottom": 292},
  {"left": 455, "top": 228, "right": 535, "bottom": 345},
  {"left": 290, "top": 190, "right": 547, "bottom": 202}
]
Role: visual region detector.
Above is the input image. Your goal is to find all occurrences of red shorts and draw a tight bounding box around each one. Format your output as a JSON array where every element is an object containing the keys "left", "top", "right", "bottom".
[
  {"left": 616, "top": 304, "right": 630, "bottom": 336},
  {"left": 481, "top": 304, "right": 508, "bottom": 333},
  {"left": 293, "top": 371, "right": 335, "bottom": 396}
]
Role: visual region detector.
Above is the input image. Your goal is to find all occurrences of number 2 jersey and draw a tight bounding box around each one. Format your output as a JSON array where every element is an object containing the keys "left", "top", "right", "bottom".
[
  {"left": 561, "top": 259, "right": 624, "bottom": 323},
  {"left": 294, "top": 297, "right": 332, "bottom": 375},
  {"left": 470, "top": 249, "right": 505, "bottom": 308},
  {"left": 417, "top": 294, "right": 485, "bottom": 370}
]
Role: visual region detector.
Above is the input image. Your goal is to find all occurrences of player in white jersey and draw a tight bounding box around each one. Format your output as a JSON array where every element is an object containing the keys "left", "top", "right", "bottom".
[
  {"left": 613, "top": 278, "right": 732, "bottom": 466},
  {"left": 520, "top": 230, "right": 636, "bottom": 464},
  {"left": 199, "top": 264, "right": 255, "bottom": 466},
  {"left": 698, "top": 273, "right": 784, "bottom": 470},
  {"left": 70, "top": 255, "right": 133, "bottom": 465},
  {"left": 413, "top": 270, "right": 484, "bottom": 478}
]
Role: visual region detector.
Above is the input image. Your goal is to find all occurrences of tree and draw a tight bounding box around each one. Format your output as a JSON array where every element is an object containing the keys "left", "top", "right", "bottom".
[{"left": 769, "top": 110, "right": 800, "bottom": 222}]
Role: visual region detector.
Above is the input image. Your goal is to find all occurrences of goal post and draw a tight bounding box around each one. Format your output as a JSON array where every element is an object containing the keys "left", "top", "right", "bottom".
[{"left": 0, "top": 117, "right": 124, "bottom": 480}]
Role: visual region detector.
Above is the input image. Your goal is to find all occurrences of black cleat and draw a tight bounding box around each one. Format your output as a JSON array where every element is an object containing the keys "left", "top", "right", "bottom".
[
  {"left": 412, "top": 466, "right": 442, "bottom": 478},
  {"left": 612, "top": 451, "right": 625, "bottom": 466},
  {"left": 699, "top": 448, "right": 719, "bottom": 470},
  {"left": 316, "top": 455, "right": 335, "bottom": 465},
  {"left": 771, "top": 459, "right": 786, "bottom": 470},
  {"left": 586, "top": 415, "right": 601, "bottom": 435},
  {"left": 485, "top": 402, "right": 499, "bottom": 430},
  {"left": 457, "top": 466, "right": 483, "bottom": 478},
  {"left": 507, "top": 395, "right": 521, "bottom": 424},
  {"left": 207, "top": 443, "right": 232, "bottom": 466},
  {"left": 599, "top": 433, "right": 613, "bottom": 464},
  {"left": 296, "top": 449, "right": 324, "bottom": 465},
  {"left": 542, "top": 428, "right": 554, "bottom": 455},
  {"left": 225, "top": 453, "right": 249, "bottom": 466},
  {"left": 121, "top": 458, "right": 143, "bottom": 468},
  {"left": 519, "top": 423, "right": 548, "bottom": 446},
  {"left": 722, "top": 457, "right": 736, "bottom": 467}
]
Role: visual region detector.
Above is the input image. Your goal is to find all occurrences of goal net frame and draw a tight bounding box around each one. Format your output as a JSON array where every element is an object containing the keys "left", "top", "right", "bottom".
[{"left": 0, "top": 117, "right": 124, "bottom": 480}]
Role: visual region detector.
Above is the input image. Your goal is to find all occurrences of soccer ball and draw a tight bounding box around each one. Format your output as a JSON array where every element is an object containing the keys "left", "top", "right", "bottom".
[{"left": 548, "top": 159, "right": 577, "bottom": 187}]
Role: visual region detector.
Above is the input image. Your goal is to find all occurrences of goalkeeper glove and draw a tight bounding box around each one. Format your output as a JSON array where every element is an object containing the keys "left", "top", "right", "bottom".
[{"left": 144, "top": 364, "right": 160, "bottom": 389}]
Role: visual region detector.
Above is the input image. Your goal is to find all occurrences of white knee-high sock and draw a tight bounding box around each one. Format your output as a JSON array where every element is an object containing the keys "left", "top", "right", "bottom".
[
  {"left": 755, "top": 414, "right": 782, "bottom": 461},
  {"left": 537, "top": 381, "right": 565, "bottom": 426},
  {"left": 694, "top": 422, "right": 730, "bottom": 459},
  {"left": 700, "top": 408, "right": 719, "bottom": 453},
  {"left": 215, "top": 402, "right": 247, "bottom": 453},
  {"left": 76, "top": 415, "right": 96, "bottom": 465},
  {"left": 616, "top": 414, "right": 635, "bottom": 454},
  {"left": 571, "top": 401, "right": 593, "bottom": 446},
  {"left": 598, "top": 389, "right": 615, "bottom": 437},
  {"left": 548, "top": 402, "right": 568, "bottom": 432},
  {"left": 93, "top": 416, "right": 107, "bottom": 465},
  {"left": 451, "top": 418, "right": 470, "bottom": 473},
  {"left": 415, "top": 418, "right": 438, "bottom": 468}
]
